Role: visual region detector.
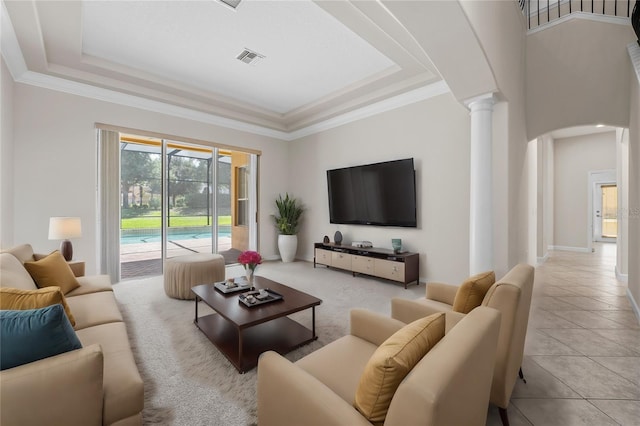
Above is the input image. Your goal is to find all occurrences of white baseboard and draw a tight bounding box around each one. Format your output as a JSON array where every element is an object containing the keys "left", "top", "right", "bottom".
[
  {"left": 615, "top": 265, "right": 629, "bottom": 283},
  {"left": 548, "top": 245, "right": 590, "bottom": 253},
  {"left": 537, "top": 253, "right": 549, "bottom": 265},
  {"left": 627, "top": 288, "right": 640, "bottom": 325}
]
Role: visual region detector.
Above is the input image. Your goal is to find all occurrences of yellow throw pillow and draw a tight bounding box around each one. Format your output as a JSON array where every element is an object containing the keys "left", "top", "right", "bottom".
[
  {"left": 354, "top": 312, "right": 445, "bottom": 424},
  {"left": 0, "top": 286, "right": 76, "bottom": 327},
  {"left": 23, "top": 251, "right": 80, "bottom": 294},
  {"left": 452, "top": 270, "right": 496, "bottom": 314}
]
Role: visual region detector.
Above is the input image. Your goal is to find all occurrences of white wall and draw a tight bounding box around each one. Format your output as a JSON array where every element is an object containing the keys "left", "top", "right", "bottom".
[
  {"left": 628, "top": 60, "right": 640, "bottom": 319},
  {"left": 616, "top": 128, "right": 629, "bottom": 279},
  {"left": 1, "top": 58, "right": 14, "bottom": 247},
  {"left": 553, "top": 131, "right": 616, "bottom": 249},
  {"left": 543, "top": 134, "right": 555, "bottom": 256},
  {"left": 289, "top": 93, "right": 471, "bottom": 284},
  {"left": 526, "top": 18, "right": 634, "bottom": 139},
  {"left": 10, "top": 83, "right": 289, "bottom": 275},
  {"left": 460, "top": 0, "right": 530, "bottom": 275}
]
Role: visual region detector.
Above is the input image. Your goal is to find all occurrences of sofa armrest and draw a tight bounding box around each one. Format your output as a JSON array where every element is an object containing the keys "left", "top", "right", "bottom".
[
  {"left": 391, "top": 299, "right": 466, "bottom": 333},
  {"left": 258, "top": 351, "right": 370, "bottom": 426},
  {"left": 350, "top": 309, "right": 405, "bottom": 346},
  {"left": 426, "top": 282, "right": 458, "bottom": 304},
  {"left": 0, "top": 344, "right": 104, "bottom": 425}
]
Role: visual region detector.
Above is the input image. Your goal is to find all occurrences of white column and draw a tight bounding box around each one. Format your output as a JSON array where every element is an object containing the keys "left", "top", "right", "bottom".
[{"left": 468, "top": 94, "right": 494, "bottom": 274}]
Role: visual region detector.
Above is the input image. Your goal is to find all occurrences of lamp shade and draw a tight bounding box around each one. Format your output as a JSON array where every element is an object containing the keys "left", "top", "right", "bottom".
[{"left": 48, "top": 217, "right": 82, "bottom": 240}]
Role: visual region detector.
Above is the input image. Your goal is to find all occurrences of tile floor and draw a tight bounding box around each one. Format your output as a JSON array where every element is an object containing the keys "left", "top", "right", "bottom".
[{"left": 486, "top": 243, "right": 640, "bottom": 426}]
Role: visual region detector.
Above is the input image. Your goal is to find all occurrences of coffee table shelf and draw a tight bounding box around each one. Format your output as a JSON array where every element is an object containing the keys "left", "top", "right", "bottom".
[
  {"left": 195, "top": 314, "right": 317, "bottom": 372},
  {"left": 192, "top": 276, "right": 322, "bottom": 373}
]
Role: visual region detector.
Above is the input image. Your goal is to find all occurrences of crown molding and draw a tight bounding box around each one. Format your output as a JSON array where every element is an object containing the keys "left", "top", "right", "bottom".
[
  {"left": 288, "top": 80, "right": 450, "bottom": 140},
  {"left": 1, "top": 1, "right": 27, "bottom": 79},
  {"left": 2, "top": 1, "right": 449, "bottom": 142}
]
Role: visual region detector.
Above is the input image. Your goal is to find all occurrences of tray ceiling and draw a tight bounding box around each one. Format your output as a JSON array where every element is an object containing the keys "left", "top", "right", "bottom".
[{"left": 3, "top": 0, "right": 442, "bottom": 133}]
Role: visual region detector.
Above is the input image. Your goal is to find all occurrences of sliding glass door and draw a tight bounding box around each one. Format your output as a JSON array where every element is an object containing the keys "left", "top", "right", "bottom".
[{"left": 117, "top": 134, "right": 257, "bottom": 280}]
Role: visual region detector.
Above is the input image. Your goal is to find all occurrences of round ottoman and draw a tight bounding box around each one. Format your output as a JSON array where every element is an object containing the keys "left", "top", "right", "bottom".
[{"left": 164, "top": 253, "right": 225, "bottom": 300}]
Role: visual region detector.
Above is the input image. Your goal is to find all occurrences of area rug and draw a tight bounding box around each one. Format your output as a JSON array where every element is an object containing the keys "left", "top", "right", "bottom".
[{"left": 113, "top": 260, "right": 423, "bottom": 425}]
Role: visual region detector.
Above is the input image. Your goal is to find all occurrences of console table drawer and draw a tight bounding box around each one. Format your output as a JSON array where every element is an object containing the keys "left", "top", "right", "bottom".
[
  {"left": 374, "top": 259, "right": 405, "bottom": 282},
  {"left": 331, "top": 251, "right": 352, "bottom": 270},
  {"left": 315, "top": 249, "right": 332, "bottom": 266},
  {"left": 352, "top": 255, "right": 374, "bottom": 274}
]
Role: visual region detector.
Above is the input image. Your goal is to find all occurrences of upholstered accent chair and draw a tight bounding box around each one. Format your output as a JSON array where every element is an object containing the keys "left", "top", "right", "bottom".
[
  {"left": 257, "top": 306, "right": 501, "bottom": 426},
  {"left": 391, "top": 263, "right": 535, "bottom": 426}
]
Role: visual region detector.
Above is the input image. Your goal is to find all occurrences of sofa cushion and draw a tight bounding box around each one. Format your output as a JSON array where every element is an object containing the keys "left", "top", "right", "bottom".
[
  {"left": 67, "top": 275, "right": 113, "bottom": 296},
  {"left": 296, "top": 335, "right": 378, "bottom": 403},
  {"left": 66, "top": 291, "right": 124, "bottom": 330},
  {"left": 354, "top": 312, "right": 446, "bottom": 424},
  {"left": 75, "top": 322, "right": 144, "bottom": 425},
  {"left": 0, "top": 253, "right": 37, "bottom": 290},
  {"left": 452, "top": 270, "right": 496, "bottom": 314},
  {"left": 0, "top": 304, "right": 82, "bottom": 370},
  {"left": 3, "top": 243, "right": 35, "bottom": 263},
  {"left": 0, "top": 286, "right": 76, "bottom": 326},
  {"left": 23, "top": 251, "right": 80, "bottom": 294}
]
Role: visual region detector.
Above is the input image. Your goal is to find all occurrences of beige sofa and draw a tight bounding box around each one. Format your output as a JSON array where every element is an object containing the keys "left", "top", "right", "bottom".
[
  {"left": 258, "top": 306, "right": 501, "bottom": 426},
  {"left": 391, "top": 263, "right": 535, "bottom": 425},
  {"left": 0, "top": 244, "right": 143, "bottom": 426}
]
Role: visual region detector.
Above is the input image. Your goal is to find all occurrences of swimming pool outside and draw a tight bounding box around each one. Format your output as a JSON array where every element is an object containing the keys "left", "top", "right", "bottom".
[{"left": 121, "top": 226, "right": 231, "bottom": 245}]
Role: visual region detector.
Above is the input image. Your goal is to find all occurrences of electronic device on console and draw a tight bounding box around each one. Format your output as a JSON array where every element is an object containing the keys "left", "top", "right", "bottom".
[{"left": 351, "top": 241, "right": 373, "bottom": 248}]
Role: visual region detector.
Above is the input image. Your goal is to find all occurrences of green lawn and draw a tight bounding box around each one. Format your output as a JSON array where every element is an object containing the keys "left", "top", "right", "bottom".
[{"left": 121, "top": 215, "right": 231, "bottom": 229}]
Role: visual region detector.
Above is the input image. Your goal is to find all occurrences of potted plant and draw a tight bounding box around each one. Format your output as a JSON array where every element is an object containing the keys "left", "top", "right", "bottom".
[{"left": 273, "top": 193, "right": 304, "bottom": 262}]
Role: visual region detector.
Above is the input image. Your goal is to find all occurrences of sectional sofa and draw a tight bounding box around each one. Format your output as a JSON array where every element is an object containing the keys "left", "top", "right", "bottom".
[{"left": 0, "top": 244, "right": 143, "bottom": 425}]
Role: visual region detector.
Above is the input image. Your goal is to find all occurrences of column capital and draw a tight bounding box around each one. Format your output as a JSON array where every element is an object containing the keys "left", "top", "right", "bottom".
[{"left": 464, "top": 92, "right": 495, "bottom": 111}]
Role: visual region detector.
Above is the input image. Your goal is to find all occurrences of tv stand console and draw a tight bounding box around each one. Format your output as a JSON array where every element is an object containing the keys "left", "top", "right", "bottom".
[{"left": 313, "top": 243, "right": 419, "bottom": 288}]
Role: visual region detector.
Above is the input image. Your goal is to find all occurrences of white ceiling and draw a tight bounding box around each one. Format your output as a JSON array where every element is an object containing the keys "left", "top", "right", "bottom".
[{"left": 3, "top": 0, "right": 442, "bottom": 133}]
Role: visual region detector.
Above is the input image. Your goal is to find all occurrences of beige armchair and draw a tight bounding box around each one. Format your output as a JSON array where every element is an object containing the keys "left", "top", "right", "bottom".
[
  {"left": 257, "top": 306, "right": 501, "bottom": 426},
  {"left": 391, "top": 264, "right": 535, "bottom": 426}
]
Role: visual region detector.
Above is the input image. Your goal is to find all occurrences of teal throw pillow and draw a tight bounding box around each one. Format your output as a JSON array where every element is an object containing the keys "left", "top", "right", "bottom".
[{"left": 0, "top": 304, "right": 82, "bottom": 370}]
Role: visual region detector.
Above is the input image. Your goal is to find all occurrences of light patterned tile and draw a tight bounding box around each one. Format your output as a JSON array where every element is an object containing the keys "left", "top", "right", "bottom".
[
  {"left": 540, "top": 329, "right": 639, "bottom": 356},
  {"left": 528, "top": 309, "right": 581, "bottom": 329},
  {"left": 592, "top": 310, "right": 640, "bottom": 329},
  {"left": 551, "top": 310, "right": 630, "bottom": 329},
  {"left": 512, "top": 398, "right": 619, "bottom": 426},
  {"left": 588, "top": 399, "right": 640, "bottom": 426},
  {"left": 590, "top": 357, "right": 640, "bottom": 386},
  {"left": 525, "top": 330, "right": 580, "bottom": 356},
  {"left": 591, "top": 295, "right": 632, "bottom": 309},
  {"left": 590, "top": 329, "right": 640, "bottom": 353},
  {"left": 512, "top": 357, "right": 581, "bottom": 398},
  {"left": 531, "top": 356, "right": 640, "bottom": 399},
  {"left": 556, "top": 296, "right": 620, "bottom": 311},
  {"left": 486, "top": 403, "right": 532, "bottom": 426},
  {"left": 538, "top": 297, "right": 585, "bottom": 311}
]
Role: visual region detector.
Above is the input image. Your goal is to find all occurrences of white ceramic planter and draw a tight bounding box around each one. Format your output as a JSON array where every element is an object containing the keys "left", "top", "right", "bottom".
[{"left": 278, "top": 234, "right": 298, "bottom": 263}]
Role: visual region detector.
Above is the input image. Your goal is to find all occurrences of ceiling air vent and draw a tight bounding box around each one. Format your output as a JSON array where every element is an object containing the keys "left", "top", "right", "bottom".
[
  {"left": 218, "top": 0, "right": 242, "bottom": 9},
  {"left": 236, "top": 48, "right": 265, "bottom": 66}
]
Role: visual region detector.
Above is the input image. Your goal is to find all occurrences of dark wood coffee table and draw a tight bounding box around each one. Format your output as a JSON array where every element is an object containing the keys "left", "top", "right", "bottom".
[{"left": 191, "top": 276, "right": 322, "bottom": 373}]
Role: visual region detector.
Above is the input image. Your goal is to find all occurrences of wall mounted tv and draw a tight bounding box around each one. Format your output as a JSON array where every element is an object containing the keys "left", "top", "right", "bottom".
[{"left": 327, "top": 158, "right": 417, "bottom": 227}]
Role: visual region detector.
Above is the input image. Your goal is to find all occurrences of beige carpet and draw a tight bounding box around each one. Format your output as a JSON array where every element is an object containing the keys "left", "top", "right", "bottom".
[{"left": 113, "top": 260, "right": 424, "bottom": 425}]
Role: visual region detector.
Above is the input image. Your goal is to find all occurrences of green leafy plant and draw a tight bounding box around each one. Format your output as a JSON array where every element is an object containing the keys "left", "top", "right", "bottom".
[{"left": 274, "top": 193, "right": 304, "bottom": 235}]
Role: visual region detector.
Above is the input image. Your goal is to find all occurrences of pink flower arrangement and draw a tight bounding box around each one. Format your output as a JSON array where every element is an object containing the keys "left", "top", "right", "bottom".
[{"left": 238, "top": 250, "right": 262, "bottom": 271}]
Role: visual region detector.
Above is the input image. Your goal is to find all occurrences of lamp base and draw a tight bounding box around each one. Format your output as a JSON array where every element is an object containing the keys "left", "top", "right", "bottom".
[{"left": 60, "top": 240, "right": 73, "bottom": 261}]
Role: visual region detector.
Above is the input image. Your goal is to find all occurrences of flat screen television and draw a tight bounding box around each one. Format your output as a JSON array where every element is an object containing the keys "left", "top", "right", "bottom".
[{"left": 327, "top": 158, "right": 417, "bottom": 227}]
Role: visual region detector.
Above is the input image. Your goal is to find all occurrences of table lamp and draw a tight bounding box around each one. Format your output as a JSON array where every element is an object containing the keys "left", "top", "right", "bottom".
[{"left": 48, "top": 217, "right": 82, "bottom": 261}]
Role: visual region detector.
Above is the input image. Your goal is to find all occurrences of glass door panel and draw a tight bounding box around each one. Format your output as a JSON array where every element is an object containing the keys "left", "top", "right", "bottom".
[
  {"left": 601, "top": 184, "right": 617, "bottom": 239},
  {"left": 165, "top": 142, "right": 214, "bottom": 258},
  {"left": 119, "top": 137, "right": 163, "bottom": 279}
]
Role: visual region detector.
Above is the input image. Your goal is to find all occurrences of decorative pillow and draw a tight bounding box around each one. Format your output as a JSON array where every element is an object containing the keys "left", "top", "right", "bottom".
[
  {"left": 0, "top": 286, "right": 76, "bottom": 326},
  {"left": 354, "top": 312, "right": 446, "bottom": 423},
  {"left": 0, "top": 304, "right": 82, "bottom": 370},
  {"left": 23, "top": 250, "right": 80, "bottom": 294},
  {"left": 452, "top": 270, "right": 496, "bottom": 314}
]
